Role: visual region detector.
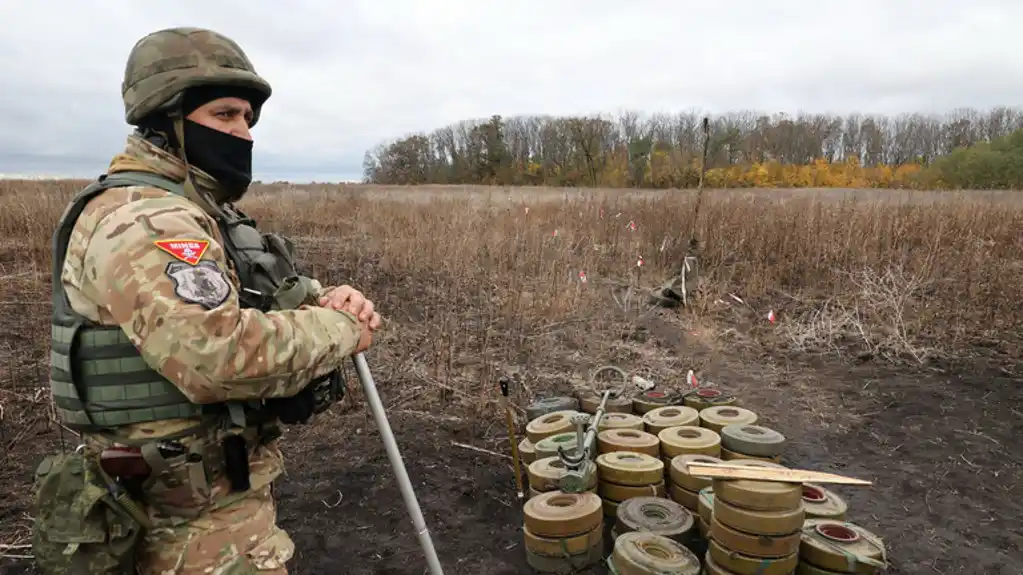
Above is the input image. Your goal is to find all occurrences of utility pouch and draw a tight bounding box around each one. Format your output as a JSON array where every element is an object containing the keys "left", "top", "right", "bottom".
[
  {"left": 31, "top": 451, "right": 148, "bottom": 575},
  {"left": 222, "top": 434, "right": 252, "bottom": 492},
  {"left": 272, "top": 275, "right": 312, "bottom": 311},
  {"left": 136, "top": 441, "right": 216, "bottom": 522},
  {"left": 311, "top": 369, "right": 347, "bottom": 415}
]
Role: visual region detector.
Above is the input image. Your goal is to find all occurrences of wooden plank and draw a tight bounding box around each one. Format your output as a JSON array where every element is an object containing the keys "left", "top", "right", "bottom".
[{"left": 685, "top": 462, "right": 873, "bottom": 486}]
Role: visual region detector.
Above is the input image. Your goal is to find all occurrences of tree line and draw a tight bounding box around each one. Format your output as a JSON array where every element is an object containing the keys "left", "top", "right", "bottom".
[{"left": 361, "top": 107, "right": 1023, "bottom": 189}]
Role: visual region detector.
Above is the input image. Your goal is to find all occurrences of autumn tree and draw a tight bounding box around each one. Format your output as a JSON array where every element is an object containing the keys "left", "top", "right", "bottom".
[{"left": 362, "top": 107, "right": 1023, "bottom": 189}]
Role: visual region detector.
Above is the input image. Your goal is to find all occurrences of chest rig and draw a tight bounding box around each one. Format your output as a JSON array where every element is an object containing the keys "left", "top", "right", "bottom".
[{"left": 48, "top": 170, "right": 317, "bottom": 446}]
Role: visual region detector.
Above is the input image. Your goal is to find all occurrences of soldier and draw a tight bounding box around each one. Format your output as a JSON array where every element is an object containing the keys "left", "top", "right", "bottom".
[{"left": 31, "top": 27, "right": 380, "bottom": 574}]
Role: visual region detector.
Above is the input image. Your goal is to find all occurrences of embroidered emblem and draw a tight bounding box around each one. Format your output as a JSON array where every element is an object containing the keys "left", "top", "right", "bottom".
[
  {"left": 165, "top": 260, "right": 231, "bottom": 309},
  {"left": 154, "top": 239, "right": 210, "bottom": 265}
]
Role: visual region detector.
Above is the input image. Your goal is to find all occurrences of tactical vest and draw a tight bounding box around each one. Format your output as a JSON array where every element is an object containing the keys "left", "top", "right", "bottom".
[{"left": 49, "top": 170, "right": 319, "bottom": 441}]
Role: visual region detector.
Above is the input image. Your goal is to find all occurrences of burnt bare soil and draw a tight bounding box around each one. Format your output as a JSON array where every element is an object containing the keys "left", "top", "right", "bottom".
[{"left": 1, "top": 308, "right": 1020, "bottom": 575}]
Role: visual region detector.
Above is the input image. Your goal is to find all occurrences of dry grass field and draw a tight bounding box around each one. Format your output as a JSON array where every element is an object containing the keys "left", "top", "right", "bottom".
[{"left": 0, "top": 180, "right": 1021, "bottom": 574}]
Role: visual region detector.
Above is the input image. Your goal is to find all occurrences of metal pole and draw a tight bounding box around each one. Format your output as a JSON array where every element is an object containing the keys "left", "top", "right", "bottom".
[
  {"left": 498, "top": 377, "right": 525, "bottom": 502},
  {"left": 352, "top": 352, "right": 445, "bottom": 575}
]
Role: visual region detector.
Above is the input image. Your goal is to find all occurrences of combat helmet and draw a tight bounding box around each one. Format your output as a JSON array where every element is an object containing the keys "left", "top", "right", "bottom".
[{"left": 121, "top": 27, "right": 272, "bottom": 126}]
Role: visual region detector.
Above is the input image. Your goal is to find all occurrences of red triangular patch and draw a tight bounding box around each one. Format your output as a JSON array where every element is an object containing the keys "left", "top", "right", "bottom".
[{"left": 154, "top": 239, "right": 210, "bottom": 265}]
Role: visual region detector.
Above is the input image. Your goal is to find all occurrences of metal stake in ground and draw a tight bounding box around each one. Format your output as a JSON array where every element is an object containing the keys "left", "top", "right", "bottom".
[
  {"left": 678, "top": 116, "right": 712, "bottom": 306},
  {"left": 498, "top": 376, "right": 526, "bottom": 502},
  {"left": 647, "top": 116, "right": 711, "bottom": 309},
  {"left": 352, "top": 352, "right": 445, "bottom": 575}
]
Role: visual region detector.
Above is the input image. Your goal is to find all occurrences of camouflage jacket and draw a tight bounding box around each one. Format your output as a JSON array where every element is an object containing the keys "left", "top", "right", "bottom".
[{"left": 59, "top": 134, "right": 361, "bottom": 513}]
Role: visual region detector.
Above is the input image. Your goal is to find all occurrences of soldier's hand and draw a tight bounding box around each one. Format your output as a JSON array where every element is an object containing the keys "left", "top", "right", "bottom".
[
  {"left": 355, "top": 318, "right": 373, "bottom": 354},
  {"left": 319, "top": 285, "right": 381, "bottom": 329}
]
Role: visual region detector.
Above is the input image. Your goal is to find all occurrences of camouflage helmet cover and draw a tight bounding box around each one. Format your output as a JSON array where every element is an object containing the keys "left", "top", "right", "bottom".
[{"left": 121, "top": 27, "right": 272, "bottom": 126}]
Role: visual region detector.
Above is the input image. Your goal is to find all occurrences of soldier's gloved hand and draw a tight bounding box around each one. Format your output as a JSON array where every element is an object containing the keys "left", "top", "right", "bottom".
[{"left": 266, "top": 385, "right": 316, "bottom": 424}]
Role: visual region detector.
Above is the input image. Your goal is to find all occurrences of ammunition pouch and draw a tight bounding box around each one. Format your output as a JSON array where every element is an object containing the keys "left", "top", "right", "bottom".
[
  {"left": 132, "top": 439, "right": 226, "bottom": 522},
  {"left": 311, "top": 368, "right": 346, "bottom": 415},
  {"left": 133, "top": 424, "right": 280, "bottom": 521},
  {"left": 218, "top": 204, "right": 315, "bottom": 312},
  {"left": 264, "top": 368, "right": 345, "bottom": 425},
  {"left": 31, "top": 451, "right": 150, "bottom": 575}
]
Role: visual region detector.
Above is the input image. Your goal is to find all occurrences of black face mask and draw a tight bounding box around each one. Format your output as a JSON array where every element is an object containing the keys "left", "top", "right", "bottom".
[{"left": 182, "top": 119, "right": 253, "bottom": 203}]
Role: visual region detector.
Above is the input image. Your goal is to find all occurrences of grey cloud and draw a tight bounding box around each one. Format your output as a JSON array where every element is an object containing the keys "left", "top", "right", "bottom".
[{"left": 0, "top": 0, "right": 1020, "bottom": 180}]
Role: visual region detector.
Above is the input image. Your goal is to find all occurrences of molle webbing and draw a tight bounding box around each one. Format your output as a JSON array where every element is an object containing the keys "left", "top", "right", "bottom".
[
  {"left": 48, "top": 171, "right": 203, "bottom": 433},
  {"left": 49, "top": 323, "right": 205, "bottom": 427},
  {"left": 217, "top": 204, "right": 308, "bottom": 312},
  {"left": 48, "top": 169, "right": 311, "bottom": 433}
]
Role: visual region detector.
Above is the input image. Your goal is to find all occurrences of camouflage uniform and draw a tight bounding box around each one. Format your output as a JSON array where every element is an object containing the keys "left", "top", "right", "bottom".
[{"left": 33, "top": 28, "right": 362, "bottom": 574}]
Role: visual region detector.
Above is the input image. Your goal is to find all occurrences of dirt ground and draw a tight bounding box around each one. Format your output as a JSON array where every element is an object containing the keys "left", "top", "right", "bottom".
[{"left": 1, "top": 306, "right": 1020, "bottom": 575}]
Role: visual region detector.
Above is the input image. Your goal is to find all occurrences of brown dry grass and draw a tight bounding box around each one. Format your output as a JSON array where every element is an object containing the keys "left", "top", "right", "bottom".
[
  {"left": 2, "top": 181, "right": 1021, "bottom": 390},
  {"left": 2, "top": 180, "right": 1020, "bottom": 415},
  {"left": 1, "top": 180, "right": 1021, "bottom": 573}
]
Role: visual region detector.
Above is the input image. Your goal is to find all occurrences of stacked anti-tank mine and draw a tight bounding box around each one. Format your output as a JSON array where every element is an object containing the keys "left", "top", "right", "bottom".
[
  {"left": 800, "top": 483, "right": 848, "bottom": 520},
  {"left": 607, "top": 496, "right": 704, "bottom": 574},
  {"left": 718, "top": 422, "right": 787, "bottom": 464},
  {"left": 608, "top": 531, "right": 702, "bottom": 575},
  {"left": 577, "top": 386, "right": 633, "bottom": 414},
  {"left": 595, "top": 451, "right": 664, "bottom": 520},
  {"left": 611, "top": 496, "right": 696, "bottom": 548},
  {"left": 794, "top": 469, "right": 883, "bottom": 575},
  {"left": 796, "top": 519, "right": 888, "bottom": 575},
  {"left": 697, "top": 405, "right": 758, "bottom": 436},
  {"left": 519, "top": 396, "right": 582, "bottom": 466},
  {"left": 702, "top": 459, "right": 804, "bottom": 575},
  {"left": 589, "top": 383, "right": 718, "bottom": 569},
  {"left": 527, "top": 455, "right": 598, "bottom": 499},
  {"left": 516, "top": 377, "right": 887, "bottom": 574},
  {"left": 643, "top": 404, "right": 700, "bottom": 436},
  {"left": 522, "top": 490, "right": 605, "bottom": 573},
  {"left": 693, "top": 402, "right": 802, "bottom": 574},
  {"left": 631, "top": 388, "right": 683, "bottom": 415},
  {"left": 514, "top": 386, "right": 620, "bottom": 572},
  {"left": 522, "top": 407, "right": 599, "bottom": 500},
  {"left": 598, "top": 411, "right": 645, "bottom": 432},
  {"left": 594, "top": 409, "right": 665, "bottom": 518},
  {"left": 525, "top": 408, "right": 596, "bottom": 474},
  {"left": 683, "top": 387, "right": 737, "bottom": 411},
  {"left": 517, "top": 400, "right": 602, "bottom": 572},
  {"left": 699, "top": 459, "right": 883, "bottom": 575}
]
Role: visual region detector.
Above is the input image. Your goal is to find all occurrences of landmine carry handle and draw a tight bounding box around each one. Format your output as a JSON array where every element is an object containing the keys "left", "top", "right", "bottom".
[{"left": 353, "top": 352, "right": 445, "bottom": 575}]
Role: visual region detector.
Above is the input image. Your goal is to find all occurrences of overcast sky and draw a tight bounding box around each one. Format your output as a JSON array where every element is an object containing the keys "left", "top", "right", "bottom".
[{"left": 0, "top": 0, "right": 1019, "bottom": 182}]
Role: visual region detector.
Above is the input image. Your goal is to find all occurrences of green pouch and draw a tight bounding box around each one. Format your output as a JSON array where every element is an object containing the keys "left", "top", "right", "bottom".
[
  {"left": 31, "top": 451, "right": 148, "bottom": 575},
  {"left": 272, "top": 275, "right": 313, "bottom": 310}
]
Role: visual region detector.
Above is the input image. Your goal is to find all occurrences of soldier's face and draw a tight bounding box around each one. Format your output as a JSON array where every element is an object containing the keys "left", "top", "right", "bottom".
[{"left": 186, "top": 97, "right": 254, "bottom": 141}]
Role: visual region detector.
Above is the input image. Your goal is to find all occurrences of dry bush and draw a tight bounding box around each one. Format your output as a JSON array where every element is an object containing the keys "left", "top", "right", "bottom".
[{"left": 0, "top": 180, "right": 1020, "bottom": 428}]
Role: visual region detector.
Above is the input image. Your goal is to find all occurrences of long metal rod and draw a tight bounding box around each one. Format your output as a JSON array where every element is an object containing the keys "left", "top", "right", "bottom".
[
  {"left": 498, "top": 378, "right": 525, "bottom": 502},
  {"left": 352, "top": 352, "right": 445, "bottom": 575}
]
